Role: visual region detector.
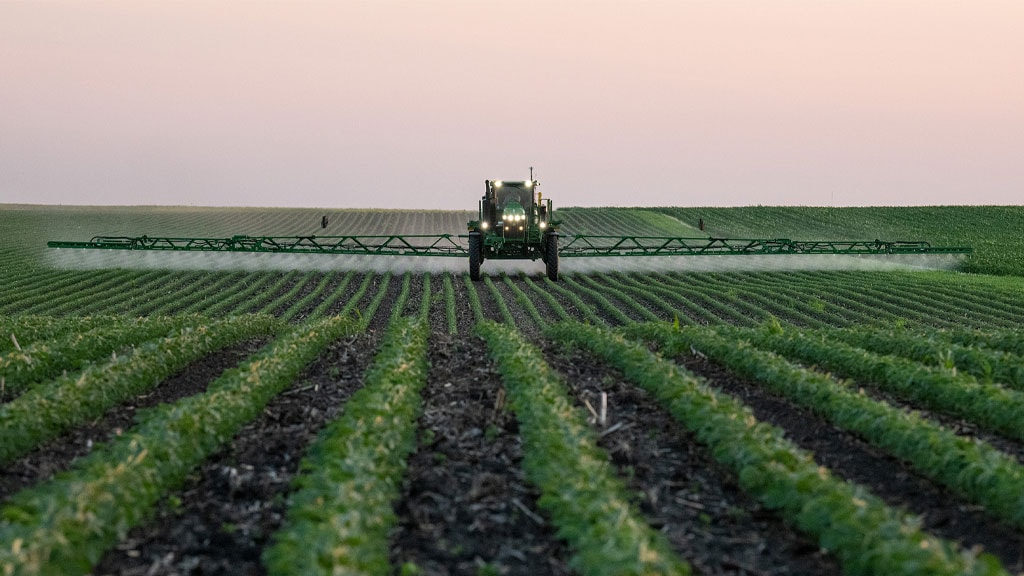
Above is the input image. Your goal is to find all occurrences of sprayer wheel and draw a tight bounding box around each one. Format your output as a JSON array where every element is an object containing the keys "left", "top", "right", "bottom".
[
  {"left": 469, "top": 233, "right": 482, "bottom": 281},
  {"left": 545, "top": 233, "right": 558, "bottom": 281}
]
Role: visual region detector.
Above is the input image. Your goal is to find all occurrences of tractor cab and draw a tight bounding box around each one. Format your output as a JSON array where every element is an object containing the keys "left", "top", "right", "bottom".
[
  {"left": 467, "top": 177, "right": 560, "bottom": 281},
  {"left": 479, "top": 180, "right": 534, "bottom": 233}
]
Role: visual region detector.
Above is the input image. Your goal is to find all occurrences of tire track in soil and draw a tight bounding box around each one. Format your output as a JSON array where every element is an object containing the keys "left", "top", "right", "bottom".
[
  {"left": 390, "top": 334, "right": 573, "bottom": 576},
  {"left": 0, "top": 339, "right": 270, "bottom": 504},
  {"left": 543, "top": 345, "right": 844, "bottom": 576},
  {"left": 674, "top": 353, "right": 1024, "bottom": 573},
  {"left": 93, "top": 333, "right": 378, "bottom": 576}
]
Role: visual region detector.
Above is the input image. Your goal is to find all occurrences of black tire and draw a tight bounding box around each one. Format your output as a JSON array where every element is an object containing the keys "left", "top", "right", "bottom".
[
  {"left": 545, "top": 233, "right": 559, "bottom": 281},
  {"left": 469, "top": 233, "right": 482, "bottom": 281}
]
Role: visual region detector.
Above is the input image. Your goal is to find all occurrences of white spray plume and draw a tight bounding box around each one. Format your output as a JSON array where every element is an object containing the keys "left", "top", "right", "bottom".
[{"left": 46, "top": 248, "right": 964, "bottom": 276}]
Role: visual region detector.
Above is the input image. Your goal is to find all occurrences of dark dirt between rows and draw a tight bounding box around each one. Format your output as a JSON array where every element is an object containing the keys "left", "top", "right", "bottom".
[
  {"left": 672, "top": 351, "right": 1024, "bottom": 573},
  {"left": 390, "top": 334, "right": 573, "bottom": 576},
  {"left": 543, "top": 345, "right": 842, "bottom": 576},
  {"left": 0, "top": 339, "right": 269, "bottom": 504},
  {"left": 92, "top": 333, "right": 377, "bottom": 576}
]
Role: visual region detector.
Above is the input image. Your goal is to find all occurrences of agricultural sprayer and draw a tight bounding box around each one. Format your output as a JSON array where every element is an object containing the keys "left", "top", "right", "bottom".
[{"left": 47, "top": 175, "right": 972, "bottom": 279}]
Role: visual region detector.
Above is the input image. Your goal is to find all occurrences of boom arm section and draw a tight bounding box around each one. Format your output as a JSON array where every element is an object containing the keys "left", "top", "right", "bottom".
[
  {"left": 47, "top": 234, "right": 971, "bottom": 257},
  {"left": 47, "top": 234, "right": 468, "bottom": 257},
  {"left": 558, "top": 236, "right": 973, "bottom": 256}
]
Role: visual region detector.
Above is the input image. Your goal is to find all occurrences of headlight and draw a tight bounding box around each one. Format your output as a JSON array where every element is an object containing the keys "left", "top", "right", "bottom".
[
  {"left": 539, "top": 221, "right": 547, "bottom": 229},
  {"left": 494, "top": 180, "right": 502, "bottom": 188},
  {"left": 519, "top": 226, "right": 523, "bottom": 231},
  {"left": 481, "top": 221, "right": 489, "bottom": 230},
  {"left": 525, "top": 180, "right": 533, "bottom": 188}
]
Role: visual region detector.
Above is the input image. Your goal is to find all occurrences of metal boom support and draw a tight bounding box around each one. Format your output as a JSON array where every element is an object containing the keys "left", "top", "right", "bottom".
[
  {"left": 48, "top": 234, "right": 972, "bottom": 257},
  {"left": 47, "top": 234, "right": 468, "bottom": 257},
  {"left": 558, "top": 235, "right": 972, "bottom": 256}
]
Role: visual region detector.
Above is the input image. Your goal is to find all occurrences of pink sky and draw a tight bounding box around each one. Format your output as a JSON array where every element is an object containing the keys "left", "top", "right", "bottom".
[{"left": 1, "top": 1, "right": 1021, "bottom": 209}]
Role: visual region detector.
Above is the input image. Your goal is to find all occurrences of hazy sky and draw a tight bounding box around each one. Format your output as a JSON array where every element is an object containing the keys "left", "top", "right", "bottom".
[{"left": 1, "top": 1, "right": 1021, "bottom": 209}]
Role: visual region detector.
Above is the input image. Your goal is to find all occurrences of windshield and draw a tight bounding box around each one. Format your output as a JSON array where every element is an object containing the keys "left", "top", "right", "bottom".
[{"left": 497, "top": 185, "right": 533, "bottom": 210}]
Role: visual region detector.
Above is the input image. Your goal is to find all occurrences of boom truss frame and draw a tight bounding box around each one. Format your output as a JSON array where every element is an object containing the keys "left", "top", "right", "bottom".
[
  {"left": 47, "top": 234, "right": 972, "bottom": 257},
  {"left": 557, "top": 235, "right": 972, "bottom": 256}
]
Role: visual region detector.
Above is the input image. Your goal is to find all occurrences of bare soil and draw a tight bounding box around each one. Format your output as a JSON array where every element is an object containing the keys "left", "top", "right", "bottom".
[
  {"left": 92, "top": 334, "right": 377, "bottom": 576},
  {"left": 390, "top": 334, "right": 572, "bottom": 576},
  {"left": 544, "top": 344, "right": 843, "bottom": 576}
]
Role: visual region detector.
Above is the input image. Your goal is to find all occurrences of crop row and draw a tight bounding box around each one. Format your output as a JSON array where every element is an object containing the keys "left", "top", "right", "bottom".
[
  {"left": 623, "top": 322, "right": 1024, "bottom": 531},
  {"left": 812, "top": 326, "right": 1024, "bottom": 391},
  {"left": 477, "top": 321, "right": 690, "bottom": 575},
  {"left": 0, "top": 314, "right": 361, "bottom": 575},
  {"left": 265, "top": 317, "right": 429, "bottom": 575},
  {"left": 3, "top": 312, "right": 1024, "bottom": 574},
  {"left": 3, "top": 266, "right": 1024, "bottom": 336},
  {"left": 548, "top": 322, "right": 1007, "bottom": 576},
  {"left": 0, "top": 315, "right": 151, "bottom": 355},
  {"left": 721, "top": 324, "right": 1024, "bottom": 442},
  {"left": 0, "top": 315, "right": 281, "bottom": 465},
  {"left": 0, "top": 314, "right": 245, "bottom": 392},
  {"left": 8, "top": 301, "right": 703, "bottom": 574}
]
